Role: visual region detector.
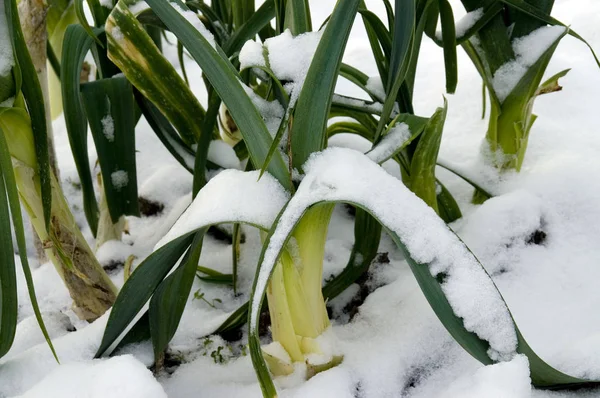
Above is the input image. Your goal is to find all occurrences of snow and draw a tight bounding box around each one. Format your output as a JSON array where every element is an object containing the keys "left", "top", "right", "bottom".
[
  {"left": 436, "top": 8, "right": 484, "bottom": 41},
  {"left": 439, "top": 355, "right": 531, "bottom": 398},
  {"left": 207, "top": 140, "right": 241, "bottom": 170},
  {"left": 0, "top": 0, "right": 14, "bottom": 78},
  {"left": 0, "top": 96, "right": 14, "bottom": 107},
  {"left": 171, "top": 3, "right": 216, "bottom": 49},
  {"left": 155, "top": 169, "right": 290, "bottom": 249},
  {"left": 367, "top": 122, "right": 412, "bottom": 164},
  {"left": 365, "top": 76, "right": 385, "bottom": 101},
  {"left": 110, "top": 26, "right": 124, "bottom": 42},
  {"left": 110, "top": 170, "right": 129, "bottom": 189},
  {"left": 242, "top": 29, "right": 323, "bottom": 105},
  {"left": 99, "top": 0, "right": 113, "bottom": 9},
  {"left": 332, "top": 94, "right": 383, "bottom": 113},
  {"left": 16, "top": 355, "right": 167, "bottom": 398},
  {"left": 239, "top": 39, "right": 266, "bottom": 71},
  {"left": 492, "top": 26, "right": 567, "bottom": 102},
  {"left": 96, "top": 239, "right": 133, "bottom": 268},
  {"left": 101, "top": 115, "right": 115, "bottom": 142},
  {"left": 128, "top": 0, "right": 149, "bottom": 15}
]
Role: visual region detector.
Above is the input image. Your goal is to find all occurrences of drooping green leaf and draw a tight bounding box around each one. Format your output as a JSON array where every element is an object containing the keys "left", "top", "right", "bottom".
[
  {"left": 74, "top": 0, "right": 103, "bottom": 46},
  {"left": 499, "top": 0, "right": 600, "bottom": 67},
  {"left": 357, "top": 8, "right": 392, "bottom": 60},
  {"left": 0, "top": 122, "right": 58, "bottom": 361},
  {"left": 81, "top": 77, "right": 140, "bottom": 222},
  {"left": 290, "top": 0, "right": 361, "bottom": 171},
  {"left": 61, "top": 24, "right": 100, "bottom": 234},
  {"left": 248, "top": 148, "right": 600, "bottom": 396},
  {"left": 150, "top": 231, "right": 205, "bottom": 359},
  {"left": 437, "top": 0, "right": 458, "bottom": 93},
  {"left": 95, "top": 233, "right": 196, "bottom": 357}
]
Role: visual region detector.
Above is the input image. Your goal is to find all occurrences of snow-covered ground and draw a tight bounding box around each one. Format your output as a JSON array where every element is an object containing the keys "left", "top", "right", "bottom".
[{"left": 3, "top": 0, "right": 600, "bottom": 397}]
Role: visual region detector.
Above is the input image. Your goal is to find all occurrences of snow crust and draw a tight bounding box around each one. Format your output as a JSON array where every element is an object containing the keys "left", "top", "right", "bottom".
[
  {"left": 207, "top": 140, "right": 241, "bottom": 169},
  {"left": 252, "top": 148, "right": 518, "bottom": 361},
  {"left": 101, "top": 114, "right": 115, "bottom": 142},
  {"left": 16, "top": 355, "right": 167, "bottom": 398},
  {"left": 111, "top": 170, "right": 129, "bottom": 189},
  {"left": 440, "top": 355, "right": 531, "bottom": 398},
  {"left": 367, "top": 122, "right": 411, "bottom": 164},
  {"left": 99, "top": 0, "right": 113, "bottom": 9},
  {"left": 155, "top": 170, "right": 290, "bottom": 249},
  {"left": 436, "top": 8, "right": 484, "bottom": 41},
  {"left": 492, "top": 26, "right": 566, "bottom": 102},
  {"left": 365, "top": 75, "right": 385, "bottom": 101},
  {"left": 128, "top": 0, "right": 149, "bottom": 15},
  {"left": 239, "top": 29, "right": 323, "bottom": 105}
]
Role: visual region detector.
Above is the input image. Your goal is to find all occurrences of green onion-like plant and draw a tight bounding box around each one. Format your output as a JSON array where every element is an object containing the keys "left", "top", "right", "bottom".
[
  {"left": 94, "top": 1, "right": 600, "bottom": 397},
  {"left": 1, "top": 0, "right": 117, "bottom": 322},
  {"left": 449, "top": 0, "right": 599, "bottom": 171}
]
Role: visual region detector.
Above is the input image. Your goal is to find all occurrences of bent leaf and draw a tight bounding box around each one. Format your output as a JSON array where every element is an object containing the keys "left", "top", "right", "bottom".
[{"left": 248, "top": 147, "right": 599, "bottom": 396}]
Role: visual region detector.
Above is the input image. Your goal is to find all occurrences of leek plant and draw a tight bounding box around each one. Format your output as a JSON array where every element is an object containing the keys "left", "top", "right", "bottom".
[
  {"left": 446, "top": 0, "right": 599, "bottom": 171},
  {"left": 92, "top": 1, "right": 600, "bottom": 397},
  {"left": 1, "top": 0, "right": 117, "bottom": 322}
]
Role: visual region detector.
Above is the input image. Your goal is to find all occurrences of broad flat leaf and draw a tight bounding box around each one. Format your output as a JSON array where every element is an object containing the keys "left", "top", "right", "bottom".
[
  {"left": 61, "top": 24, "right": 100, "bottom": 234},
  {"left": 290, "top": 0, "right": 361, "bottom": 171},
  {"left": 81, "top": 77, "right": 140, "bottom": 222},
  {"left": 106, "top": 2, "right": 205, "bottom": 147}
]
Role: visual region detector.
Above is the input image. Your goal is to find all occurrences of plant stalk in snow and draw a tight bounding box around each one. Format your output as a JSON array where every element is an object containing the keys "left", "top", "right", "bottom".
[
  {"left": 0, "top": 105, "right": 117, "bottom": 321},
  {"left": 264, "top": 204, "right": 338, "bottom": 375}
]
